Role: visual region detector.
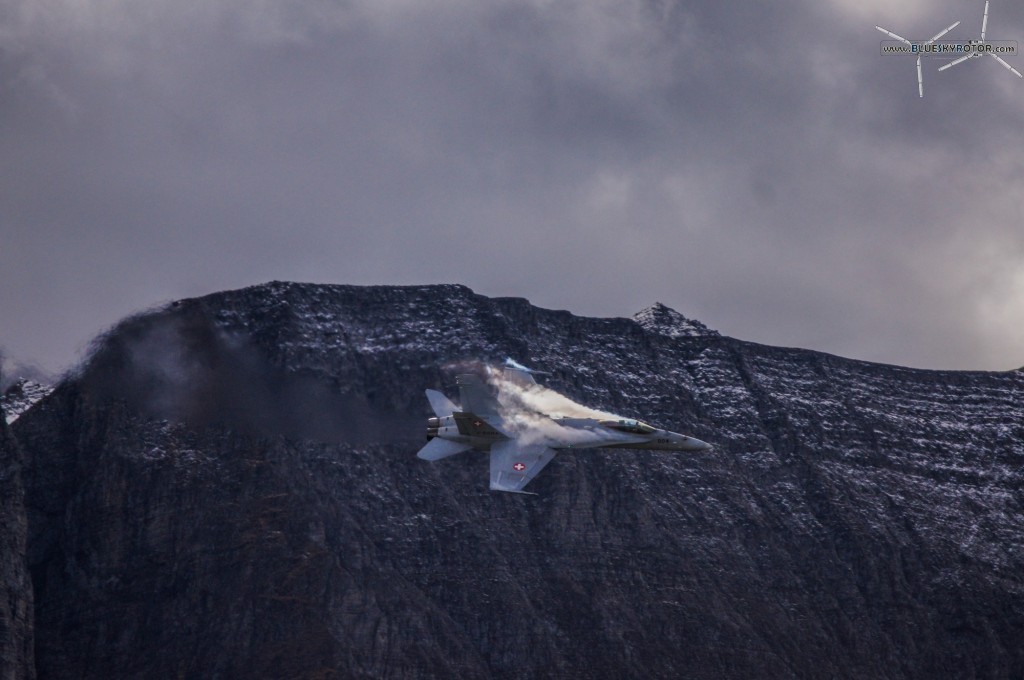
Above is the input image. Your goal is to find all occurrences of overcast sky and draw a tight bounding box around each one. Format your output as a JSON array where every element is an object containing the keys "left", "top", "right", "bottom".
[{"left": 2, "top": 0, "right": 1023, "bottom": 376}]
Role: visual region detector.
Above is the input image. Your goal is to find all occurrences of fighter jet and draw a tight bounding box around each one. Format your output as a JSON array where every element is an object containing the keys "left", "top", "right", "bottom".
[{"left": 416, "top": 359, "right": 712, "bottom": 494}]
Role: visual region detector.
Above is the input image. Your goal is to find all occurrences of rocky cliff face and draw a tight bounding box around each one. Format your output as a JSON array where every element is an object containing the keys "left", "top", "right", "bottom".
[
  {"left": 0, "top": 396, "right": 34, "bottom": 679},
  {"left": 9, "top": 282, "right": 1024, "bottom": 679}
]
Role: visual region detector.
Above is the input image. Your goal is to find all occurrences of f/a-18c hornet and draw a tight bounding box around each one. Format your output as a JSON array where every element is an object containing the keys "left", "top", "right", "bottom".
[{"left": 416, "top": 359, "right": 712, "bottom": 494}]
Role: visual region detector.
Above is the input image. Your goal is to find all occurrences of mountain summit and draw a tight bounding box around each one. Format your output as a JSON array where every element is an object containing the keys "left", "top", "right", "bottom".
[
  {"left": 632, "top": 302, "right": 719, "bottom": 338},
  {"left": 4, "top": 282, "right": 1023, "bottom": 679}
]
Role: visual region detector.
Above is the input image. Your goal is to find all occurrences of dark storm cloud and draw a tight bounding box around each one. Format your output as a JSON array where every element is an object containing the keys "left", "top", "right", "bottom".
[{"left": 2, "top": 0, "right": 1023, "bottom": 373}]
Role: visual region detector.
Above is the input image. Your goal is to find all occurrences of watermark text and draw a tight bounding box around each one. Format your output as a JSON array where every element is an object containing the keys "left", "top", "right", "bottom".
[{"left": 881, "top": 40, "right": 1018, "bottom": 56}]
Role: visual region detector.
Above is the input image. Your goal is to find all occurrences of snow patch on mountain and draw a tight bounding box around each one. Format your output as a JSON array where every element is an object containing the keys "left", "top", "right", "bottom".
[{"left": 2, "top": 379, "right": 53, "bottom": 424}]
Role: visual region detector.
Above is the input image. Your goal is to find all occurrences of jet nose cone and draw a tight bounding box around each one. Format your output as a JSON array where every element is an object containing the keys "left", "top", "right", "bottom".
[{"left": 678, "top": 435, "right": 712, "bottom": 451}]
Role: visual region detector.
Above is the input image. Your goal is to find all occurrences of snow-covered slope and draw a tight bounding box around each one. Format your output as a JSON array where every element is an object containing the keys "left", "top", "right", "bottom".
[{"left": 2, "top": 379, "right": 53, "bottom": 424}]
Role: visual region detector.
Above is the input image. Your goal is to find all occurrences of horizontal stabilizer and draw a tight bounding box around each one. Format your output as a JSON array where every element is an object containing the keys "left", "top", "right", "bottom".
[
  {"left": 417, "top": 438, "right": 473, "bottom": 461},
  {"left": 425, "top": 389, "right": 459, "bottom": 418},
  {"left": 415, "top": 436, "right": 471, "bottom": 462}
]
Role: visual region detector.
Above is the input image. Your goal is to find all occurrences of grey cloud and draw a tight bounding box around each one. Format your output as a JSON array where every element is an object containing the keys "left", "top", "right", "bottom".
[{"left": 2, "top": 0, "right": 1023, "bottom": 373}]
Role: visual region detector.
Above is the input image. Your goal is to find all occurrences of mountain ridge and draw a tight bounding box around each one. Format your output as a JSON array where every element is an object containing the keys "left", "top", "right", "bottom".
[{"left": 4, "top": 281, "right": 1023, "bottom": 679}]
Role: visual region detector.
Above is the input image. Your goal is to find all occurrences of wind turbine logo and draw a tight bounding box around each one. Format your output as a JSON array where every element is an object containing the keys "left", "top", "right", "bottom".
[
  {"left": 876, "top": 20, "right": 961, "bottom": 97},
  {"left": 938, "top": 1, "right": 1023, "bottom": 79}
]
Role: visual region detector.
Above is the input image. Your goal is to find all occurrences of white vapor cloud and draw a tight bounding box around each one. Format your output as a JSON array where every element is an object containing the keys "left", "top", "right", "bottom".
[
  {"left": 487, "top": 366, "right": 620, "bottom": 420},
  {"left": 484, "top": 365, "right": 636, "bottom": 447}
]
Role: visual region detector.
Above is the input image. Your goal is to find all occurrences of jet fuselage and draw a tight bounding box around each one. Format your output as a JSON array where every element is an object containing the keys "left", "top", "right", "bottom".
[{"left": 426, "top": 413, "right": 711, "bottom": 453}]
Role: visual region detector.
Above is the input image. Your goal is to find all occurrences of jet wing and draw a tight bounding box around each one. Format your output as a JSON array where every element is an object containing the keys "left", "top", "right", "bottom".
[
  {"left": 489, "top": 440, "right": 556, "bottom": 494},
  {"left": 453, "top": 412, "right": 507, "bottom": 439}
]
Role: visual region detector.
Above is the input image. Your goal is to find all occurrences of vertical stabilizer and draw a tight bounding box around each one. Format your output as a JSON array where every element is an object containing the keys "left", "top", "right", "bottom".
[
  {"left": 503, "top": 358, "right": 539, "bottom": 388},
  {"left": 425, "top": 389, "right": 459, "bottom": 417},
  {"left": 457, "top": 375, "right": 499, "bottom": 415}
]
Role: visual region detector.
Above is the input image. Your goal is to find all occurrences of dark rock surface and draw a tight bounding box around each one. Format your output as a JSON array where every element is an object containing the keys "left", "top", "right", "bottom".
[
  {"left": 9, "top": 282, "right": 1024, "bottom": 678},
  {"left": 0, "top": 395, "right": 34, "bottom": 679}
]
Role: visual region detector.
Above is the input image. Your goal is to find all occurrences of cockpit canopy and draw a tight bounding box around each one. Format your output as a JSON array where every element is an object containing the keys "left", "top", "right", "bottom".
[{"left": 599, "top": 419, "right": 657, "bottom": 435}]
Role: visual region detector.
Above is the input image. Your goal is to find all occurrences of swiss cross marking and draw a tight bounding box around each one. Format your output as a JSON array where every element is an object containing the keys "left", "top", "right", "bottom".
[{"left": 512, "top": 462, "right": 527, "bottom": 472}]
